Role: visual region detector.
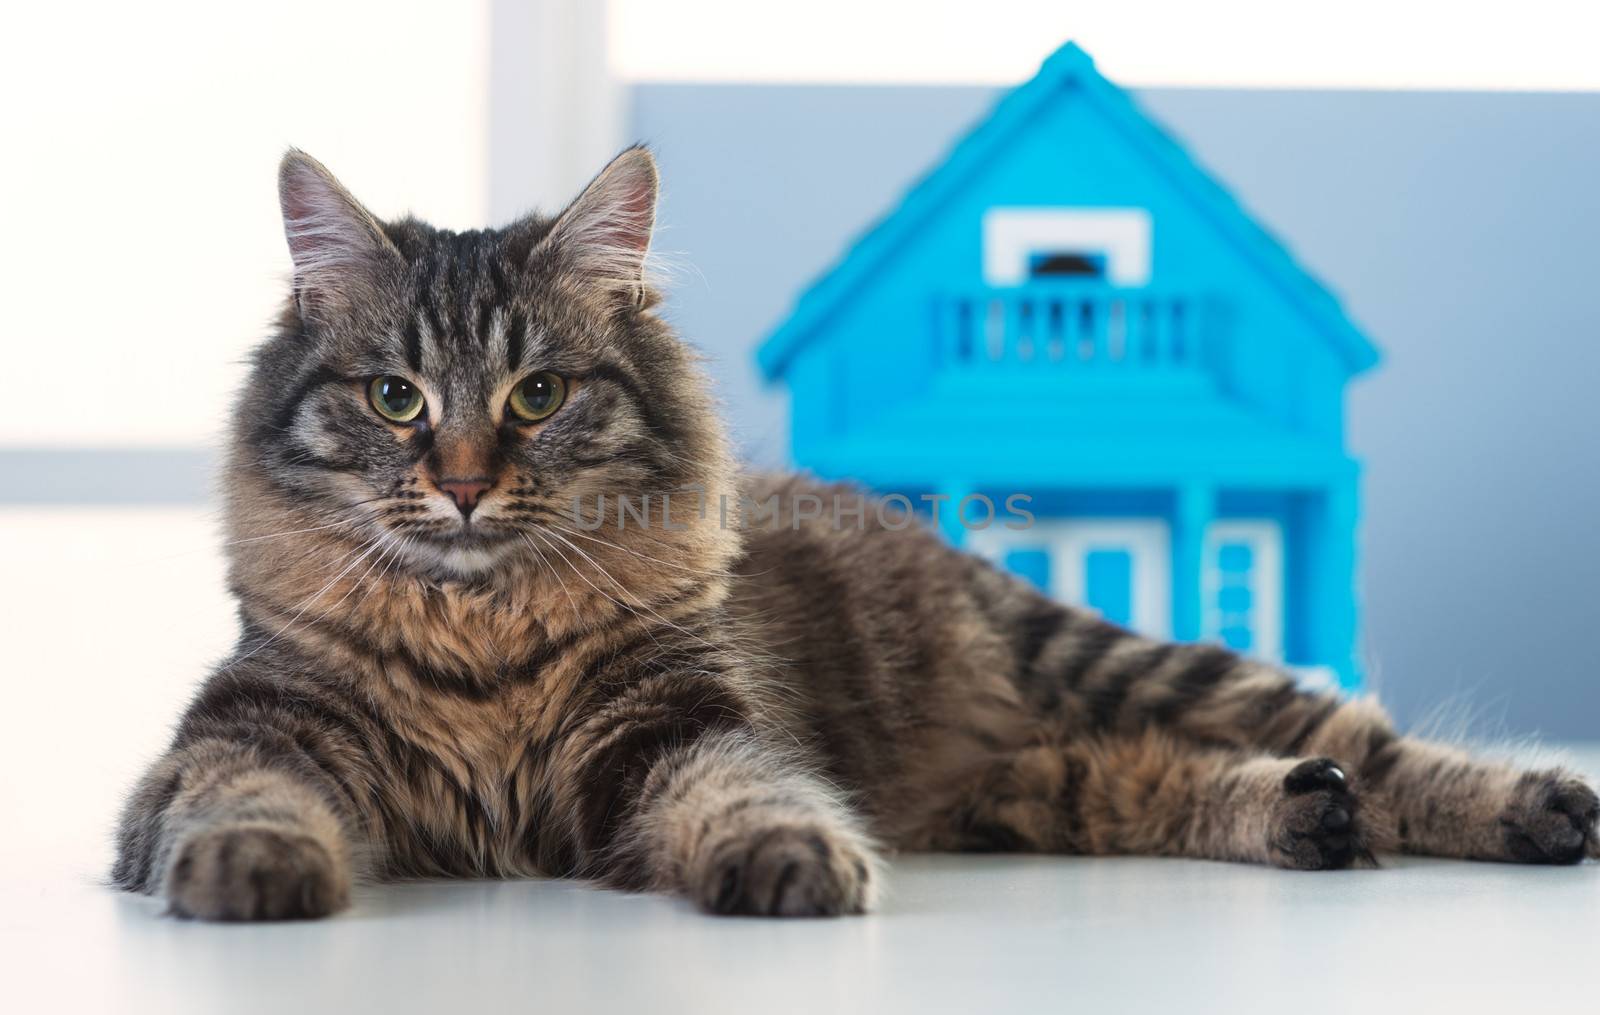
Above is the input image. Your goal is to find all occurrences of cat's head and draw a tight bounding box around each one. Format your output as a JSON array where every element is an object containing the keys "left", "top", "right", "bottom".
[{"left": 226, "top": 147, "right": 733, "bottom": 583}]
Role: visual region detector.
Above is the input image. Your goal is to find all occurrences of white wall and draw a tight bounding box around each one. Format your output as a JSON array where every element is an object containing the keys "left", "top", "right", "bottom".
[
  {"left": 610, "top": 0, "right": 1600, "bottom": 89},
  {"left": 1, "top": 1, "right": 492, "bottom": 447}
]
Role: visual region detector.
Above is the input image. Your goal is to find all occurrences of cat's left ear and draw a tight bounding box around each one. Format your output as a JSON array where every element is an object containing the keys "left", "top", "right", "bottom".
[{"left": 532, "top": 146, "right": 658, "bottom": 305}]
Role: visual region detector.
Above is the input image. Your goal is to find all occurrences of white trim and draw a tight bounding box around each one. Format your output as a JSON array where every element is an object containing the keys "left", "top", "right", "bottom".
[
  {"left": 982, "top": 208, "right": 1152, "bottom": 287},
  {"left": 1202, "top": 519, "right": 1284, "bottom": 662}
]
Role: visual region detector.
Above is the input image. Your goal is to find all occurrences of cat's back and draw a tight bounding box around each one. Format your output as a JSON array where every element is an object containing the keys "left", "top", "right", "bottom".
[
  {"left": 724, "top": 473, "right": 1043, "bottom": 801},
  {"left": 728, "top": 472, "right": 980, "bottom": 612}
]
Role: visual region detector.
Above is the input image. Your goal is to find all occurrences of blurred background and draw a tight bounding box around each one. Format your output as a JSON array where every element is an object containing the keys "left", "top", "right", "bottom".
[{"left": 2, "top": 0, "right": 1597, "bottom": 836}]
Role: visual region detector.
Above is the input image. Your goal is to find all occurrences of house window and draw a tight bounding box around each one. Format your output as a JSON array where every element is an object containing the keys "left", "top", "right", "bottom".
[
  {"left": 968, "top": 519, "right": 1172, "bottom": 639},
  {"left": 1028, "top": 251, "right": 1106, "bottom": 279},
  {"left": 983, "top": 208, "right": 1151, "bottom": 287},
  {"left": 1084, "top": 548, "right": 1134, "bottom": 626},
  {"left": 1003, "top": 548, "right": 1051, "bottom": 592}
]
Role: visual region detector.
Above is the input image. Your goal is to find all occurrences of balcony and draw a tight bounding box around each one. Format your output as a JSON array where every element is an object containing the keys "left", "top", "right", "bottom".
[{"left": 932, "top": 285, "right": 1220, "bottom": 373}]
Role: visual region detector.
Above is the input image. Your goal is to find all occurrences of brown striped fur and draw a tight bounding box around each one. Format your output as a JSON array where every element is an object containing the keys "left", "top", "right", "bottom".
[{"left": 114, "top": 147, "right": 1596, "bottom": 922}]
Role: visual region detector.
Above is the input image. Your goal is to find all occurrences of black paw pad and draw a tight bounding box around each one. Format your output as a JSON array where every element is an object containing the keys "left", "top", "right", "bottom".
[
  {"left": 1273, "top": 758, "right": 1369, "bottom": 871},
  {"left": 1284, "top": 758, "right": 1349, "bottom": 796}
]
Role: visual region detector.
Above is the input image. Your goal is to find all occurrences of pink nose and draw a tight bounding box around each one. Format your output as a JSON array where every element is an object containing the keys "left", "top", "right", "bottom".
[{"left": 437, "top": 478, "right": 492, "bottom": 517}]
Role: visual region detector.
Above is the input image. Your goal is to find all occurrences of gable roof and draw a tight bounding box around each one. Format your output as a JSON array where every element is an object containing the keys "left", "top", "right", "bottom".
[{"left": 757, "top": 41, "right": 1380, "bottom": 381}]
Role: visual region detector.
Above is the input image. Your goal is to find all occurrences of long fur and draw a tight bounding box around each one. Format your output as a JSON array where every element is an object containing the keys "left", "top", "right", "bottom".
[{"left": 113, "top": 147, "right": 1598, "bottom": 922}]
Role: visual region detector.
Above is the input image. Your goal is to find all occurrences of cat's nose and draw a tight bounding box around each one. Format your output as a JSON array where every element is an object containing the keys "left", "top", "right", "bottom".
[{"left": 437, "top": 478, "right": 493, "bottom": 518}]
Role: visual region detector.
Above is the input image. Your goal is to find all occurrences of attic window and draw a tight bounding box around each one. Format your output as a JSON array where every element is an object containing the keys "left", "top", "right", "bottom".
[
  {"left": 984, "top": 208, "right": 1150, "bottom": 286},
  {"left": 1029, "top": 251, "right": 1106, "bottom": 279}
]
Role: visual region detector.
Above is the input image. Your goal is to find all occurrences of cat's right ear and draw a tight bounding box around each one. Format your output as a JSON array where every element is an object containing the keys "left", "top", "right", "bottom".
[{"left": 277, "top": 149, "right": 400, "bottom": 320}]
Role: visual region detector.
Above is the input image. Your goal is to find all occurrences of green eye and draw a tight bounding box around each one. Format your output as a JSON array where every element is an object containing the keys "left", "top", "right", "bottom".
[
  {"left": 368, "top": 375, "right": 425, "bottom": 423},
  {"left": 508, "top": 371, "right": 567, "bottom": 422}
]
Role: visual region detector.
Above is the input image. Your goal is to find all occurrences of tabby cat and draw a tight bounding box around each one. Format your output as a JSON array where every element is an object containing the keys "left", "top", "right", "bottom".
[{"left": 113, "top": 147, "right": 1597, "bottom": 920}]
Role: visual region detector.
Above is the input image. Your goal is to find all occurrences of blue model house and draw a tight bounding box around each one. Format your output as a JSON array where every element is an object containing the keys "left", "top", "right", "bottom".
[{"left": 756, "top": 42, "right": 1380, "bottom": 689}]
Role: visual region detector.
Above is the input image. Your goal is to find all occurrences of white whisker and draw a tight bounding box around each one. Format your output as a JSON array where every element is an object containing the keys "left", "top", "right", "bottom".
[
  {"left": 546, "top": 522, "right": 728, "bottom": 578},
  {"left": 222, "top": 533, "right": 388, "bottom": 671},
  {"left": 538, "top": 526, "right": 718, "bottom": 652}
]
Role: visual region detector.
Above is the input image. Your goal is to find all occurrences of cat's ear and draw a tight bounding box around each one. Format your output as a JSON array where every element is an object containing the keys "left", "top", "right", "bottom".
[
  {"left": 532, "top": 145, "right": 658, "bottom": 304},
  {"left": 277, "top": 149, "right": 400, "bottom": 319}
]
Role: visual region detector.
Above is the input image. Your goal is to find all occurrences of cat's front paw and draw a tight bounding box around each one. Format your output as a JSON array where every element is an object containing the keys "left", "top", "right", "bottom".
[
  {"left": 164, "top": 825, "right": 349, "bottom": 921},
  {"left": 1269, "top": 758, "right": 1372, "bottom": 870},
  {"left": 1499, "top": 771, "right": 1599, "bottom": 864},
  {"left": 695, "top": 822, "right": 878, "bottom": 917}
]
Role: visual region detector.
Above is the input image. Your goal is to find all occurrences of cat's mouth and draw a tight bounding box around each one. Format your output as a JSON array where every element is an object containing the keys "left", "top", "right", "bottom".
[
  {"left": 399, "top": 524, "right": 522, "bottom": 577},
  {"left": 414, "top": 525, "right": 517, "bottom": 548}
]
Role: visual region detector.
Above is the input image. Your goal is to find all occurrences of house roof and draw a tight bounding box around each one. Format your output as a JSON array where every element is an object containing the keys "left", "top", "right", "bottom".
[{"left": 756, "top": 41, "right": 1381, "bottom": 381}]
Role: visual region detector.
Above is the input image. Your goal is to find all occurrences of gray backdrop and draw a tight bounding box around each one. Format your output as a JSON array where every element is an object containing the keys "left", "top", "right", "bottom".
[{"left": 630, "top": 84, "right": 1600, "bottom": 738}]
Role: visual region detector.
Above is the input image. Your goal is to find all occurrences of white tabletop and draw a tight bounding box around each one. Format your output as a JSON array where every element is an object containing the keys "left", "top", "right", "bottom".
[{"left": 4, "top": 506, "right": 1594, "bottom": 1014}]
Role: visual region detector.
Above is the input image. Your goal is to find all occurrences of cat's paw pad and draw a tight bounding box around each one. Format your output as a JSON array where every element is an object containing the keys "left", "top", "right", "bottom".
[
  {"left": 165, "top": 825, "right": 349, "bottom": 921},
  {"left": 1271, "top": 758, "right": 1369, "bottom": 870},
  {"left": 1499, "top": 772, "right": 1599, "bottom": 864},
  {"left": 697, "top": 823, "right": 877, "bottom": 917}
]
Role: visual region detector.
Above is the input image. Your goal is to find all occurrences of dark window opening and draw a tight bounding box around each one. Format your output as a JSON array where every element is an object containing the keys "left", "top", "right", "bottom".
[{"left": 1029, "top": 251, "right": 1106, "bottom": 279}]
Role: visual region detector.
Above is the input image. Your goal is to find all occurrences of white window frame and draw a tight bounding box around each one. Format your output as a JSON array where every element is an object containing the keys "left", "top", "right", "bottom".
[{"left": 982, "top": 208, "right": 1152, "bottom": 287}]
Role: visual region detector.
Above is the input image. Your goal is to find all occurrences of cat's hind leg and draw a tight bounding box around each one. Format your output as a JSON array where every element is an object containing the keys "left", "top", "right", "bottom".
[
  {"left": 916, "top": 730, "right": 1376, "bottom": 870},
  {"left": 993, "top": 585, "right": 1600, "bottom": 865},
  {"left": 1055, "top": 631, "right": 1599, "bottom": 864},
  {"left": 1273, "top": 698, "right": 1599, "bottom": 864}
]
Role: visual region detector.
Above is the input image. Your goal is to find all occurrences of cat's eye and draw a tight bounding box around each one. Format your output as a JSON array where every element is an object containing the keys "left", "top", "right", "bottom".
[
  {"left": 368, "top": 375, "right": 426, "bottom": 423},
  {"left": 508, "top": 371, "right": 567, "bottom": 422}
]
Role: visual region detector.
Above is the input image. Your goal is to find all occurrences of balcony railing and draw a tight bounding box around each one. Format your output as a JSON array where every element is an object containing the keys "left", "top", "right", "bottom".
[{"left": 933, "top": 286, "right": 1216, "bottom": 371}]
